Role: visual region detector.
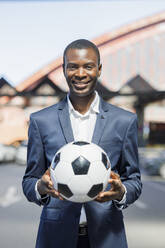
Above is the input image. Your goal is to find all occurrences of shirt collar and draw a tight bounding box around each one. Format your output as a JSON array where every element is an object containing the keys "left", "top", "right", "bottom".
[{"left": 67, "top": 91, "right": 100, "bottom": 117}]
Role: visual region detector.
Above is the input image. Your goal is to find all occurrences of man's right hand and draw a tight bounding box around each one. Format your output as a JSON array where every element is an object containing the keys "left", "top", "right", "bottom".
[{"left": 37, "top": 168, "right": 64, "bottom": 200}]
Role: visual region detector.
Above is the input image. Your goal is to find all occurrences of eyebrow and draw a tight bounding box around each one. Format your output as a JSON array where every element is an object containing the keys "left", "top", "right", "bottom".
[{"left": 67, "top": 62, "right": 96, "bottom": 65}]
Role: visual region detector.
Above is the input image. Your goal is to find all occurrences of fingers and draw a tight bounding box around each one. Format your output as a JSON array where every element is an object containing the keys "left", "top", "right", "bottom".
[
  {"left": 38, "top": 170, "right": 64, "bottom": 200},
  {"left": 95, "top": 191, "right": 116, "bottom": 202},
  {"left": 109, "top": 172, "right": 122, "bottom": 190},
  {"left": 45, "top": 168, "right": 50, "bottom": 176},
  {"left": 45, "top": 181, "right": 64, "bottom": 200},
  {"left": 46, "top": 180, "right": 54, "bottom": 189},
  {"left": 110, "top": 171, "right": 120, "bottom": 179},
  {"left": 48, "top": 188, "right": 64, "bottom": 200},
  {"left": 108, "top": 178, "right": 120, "bottom": 187},
  {"left": 45, "top": 186, "right": 64, "bottom": 200},
  {"left": 95, "top": 172, "right": 124, "bottom": 203},
  {"left": 42, "top": 169, "right": 54, "bottom": 188}
]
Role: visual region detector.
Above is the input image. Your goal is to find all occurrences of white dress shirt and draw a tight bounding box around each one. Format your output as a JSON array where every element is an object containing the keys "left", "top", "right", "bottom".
[
  {"left": 67, "top": 91, "right": 100, "bottom": 223},
  {"left": 35, "top": 92, "right": 126, "bottom": 216},
  {"left": 67, "top": 92, "right": 99, "bottom": 143},
  {"left": 67, "top": 92, "right": 126, "bottom": 222}
]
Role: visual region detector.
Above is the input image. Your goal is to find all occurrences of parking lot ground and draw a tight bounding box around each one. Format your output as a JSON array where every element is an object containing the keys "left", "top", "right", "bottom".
[{"left": 0, "top": 163, "right": 165, "bottom": 248}]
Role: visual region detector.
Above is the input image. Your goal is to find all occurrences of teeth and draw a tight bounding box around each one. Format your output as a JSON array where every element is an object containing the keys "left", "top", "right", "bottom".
[{"left": 73, "top": 81, "right": 88, "bottom": 84}]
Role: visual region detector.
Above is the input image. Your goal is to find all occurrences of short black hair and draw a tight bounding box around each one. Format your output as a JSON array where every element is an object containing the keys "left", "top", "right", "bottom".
[{"left": 63, "top": 39, "right": 100, "bottom": 65}]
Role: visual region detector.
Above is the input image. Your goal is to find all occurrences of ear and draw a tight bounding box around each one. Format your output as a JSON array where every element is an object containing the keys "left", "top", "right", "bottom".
[{"left": 98, "top": 64, "right": 102, "bottom": 77}]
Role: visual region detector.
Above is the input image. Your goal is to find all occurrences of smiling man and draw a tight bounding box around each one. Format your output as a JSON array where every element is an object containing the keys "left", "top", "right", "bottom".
[
  {"left": 22, "top": 39, "right": 142, "bottom": 248},
  {"left": 64, "top": 44, "right": 101, "bottom": 94}
]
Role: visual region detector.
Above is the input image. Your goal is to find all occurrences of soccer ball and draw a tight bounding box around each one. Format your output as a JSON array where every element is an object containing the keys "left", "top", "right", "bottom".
[{"left": 50, "top": 141, "right": 111, "bottom": 203}]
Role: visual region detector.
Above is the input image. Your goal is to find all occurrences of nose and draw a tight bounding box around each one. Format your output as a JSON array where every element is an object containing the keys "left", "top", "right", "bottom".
[{"left": 75, "top": 67, "right": 87, "bottom": 80}]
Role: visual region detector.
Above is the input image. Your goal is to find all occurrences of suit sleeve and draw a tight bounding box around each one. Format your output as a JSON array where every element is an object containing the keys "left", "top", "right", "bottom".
[
  {"left": 22, "top": 115, "right": 49, "bottom": 206},
  {"left": 119, "top": 115, "right": 142, "bottom": 209}
]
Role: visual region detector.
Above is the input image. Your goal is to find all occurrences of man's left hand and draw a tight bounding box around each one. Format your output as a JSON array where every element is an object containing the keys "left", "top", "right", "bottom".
[{"left": 95, "top": 171, "right": 125, "bottom": 203}]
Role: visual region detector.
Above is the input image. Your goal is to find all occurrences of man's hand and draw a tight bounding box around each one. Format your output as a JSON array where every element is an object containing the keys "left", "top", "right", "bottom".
[
  {"left": 95, "top": 171, "right": 125, "bottom": 203},
  {"left": 37, "top": 168, "right": 64, "bottom": 200}
]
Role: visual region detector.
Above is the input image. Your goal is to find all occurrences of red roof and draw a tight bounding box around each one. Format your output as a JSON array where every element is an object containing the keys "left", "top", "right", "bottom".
[{"left": 16, "top": 11, "right": 165, "bottom": 93}]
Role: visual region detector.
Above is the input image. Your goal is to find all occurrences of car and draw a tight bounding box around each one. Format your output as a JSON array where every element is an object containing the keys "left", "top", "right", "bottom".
[
  {"left": 139, "top": 147, "right": 165, "bottom": 178},
  {"left": 15, "top": 140, "right": 27, "bottom": 165},
  {"left": 0, "top": 143, "right": 16, "bottom": 163}
]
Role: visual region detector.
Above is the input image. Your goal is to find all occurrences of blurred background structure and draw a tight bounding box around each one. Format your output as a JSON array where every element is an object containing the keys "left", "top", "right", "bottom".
[
  {"left": 1, "top": 10, "right": 165, "bottom": 148},
  {"left": 0, "top": 1, "right": 165, "bottom": 248}
]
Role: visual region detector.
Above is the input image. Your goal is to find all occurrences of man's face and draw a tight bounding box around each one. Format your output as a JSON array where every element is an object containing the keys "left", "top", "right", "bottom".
[{"left": 63, "top": 48, "right": 102, "bottom": 98}]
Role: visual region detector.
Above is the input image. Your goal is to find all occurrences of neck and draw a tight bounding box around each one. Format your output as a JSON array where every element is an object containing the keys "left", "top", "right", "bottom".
[{"left": 69, "top": 92, "right": 96, "bottom": 115}]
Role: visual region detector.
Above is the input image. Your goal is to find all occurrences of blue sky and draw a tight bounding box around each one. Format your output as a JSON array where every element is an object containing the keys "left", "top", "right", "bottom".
[{"left": 1, "top": 1, "right": 165, "bottom": 86}]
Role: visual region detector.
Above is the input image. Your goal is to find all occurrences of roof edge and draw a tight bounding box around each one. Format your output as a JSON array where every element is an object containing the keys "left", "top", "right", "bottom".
[{"left": 16, "top": 10, "right": 165, "bottom": 92}]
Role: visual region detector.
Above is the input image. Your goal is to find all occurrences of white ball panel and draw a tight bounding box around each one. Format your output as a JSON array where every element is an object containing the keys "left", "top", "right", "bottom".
[
  {"left": 50, "top": 170, "right": 58, "bottom": 190},
  {"left": 69, "top": 194, "right": 93, "bottom": 203},
  {"left": 60, "top": 144, "right": 81, "bottom": 163},
  {"left": 105, "top": 168, "right": 111, "bottom": 182},
  {"left": 80, "top": 143, "right": 104, "bottom": 162},
  {"left": 68, "top": 175, "right": 92, "bottom": 195},
  {"left": 88, "top": 161, "right": 108, "bottom": 184},
  {"left": 51, "top": 161, "right": 74, "bottom": 185},
  {"left": 102, "top": 168, "right": 111, "bottom": 191}
]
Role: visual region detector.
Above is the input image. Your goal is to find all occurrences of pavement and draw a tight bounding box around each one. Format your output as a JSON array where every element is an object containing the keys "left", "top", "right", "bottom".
[
  {"left": 124, "top": 175, "right": 165, "bottom": 248},
  {"left": 0, "top": 163, "right": 165, "bottom": 248}
]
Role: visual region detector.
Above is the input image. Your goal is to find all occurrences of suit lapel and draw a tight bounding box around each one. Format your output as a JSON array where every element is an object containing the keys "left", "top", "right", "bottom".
[
  {"left": 58, "top": 98, "right": 74, "bottom": 143},
  {"left": 92, "top": 98, "right": 109, "bottom": 145},
  {"left": 58, "top": 96, "right": 110, "bottom": 145}
]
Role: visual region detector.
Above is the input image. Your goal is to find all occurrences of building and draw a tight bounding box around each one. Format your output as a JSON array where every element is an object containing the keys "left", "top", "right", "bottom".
[{"left": 1, "top": 11, "right": 165, "bottom": 145}]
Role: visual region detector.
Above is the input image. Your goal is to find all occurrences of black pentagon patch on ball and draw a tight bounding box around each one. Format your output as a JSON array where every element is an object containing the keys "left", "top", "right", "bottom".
[
  {"left": 102, "top": 153, "right": 109, "bottom": 170},
  {"left": 87, "top": 183, "right": 103, "bottom": 198},
  {"left": 58, "top": 183, "right": 73, "bottom": 198},
  {"left": 73, "top": 141, "right": 90, "bottom": 146},
  {"left": 72, "top": 156, "right": 90, "bottom": 175},
  {"left": 51, "top": 153, "right": 60, "bottom": 170}
]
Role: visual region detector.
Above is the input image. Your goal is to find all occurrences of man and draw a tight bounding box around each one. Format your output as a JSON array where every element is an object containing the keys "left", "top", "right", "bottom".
[{"left": 22, "top": 39, "right": 142, "bottom": 248}]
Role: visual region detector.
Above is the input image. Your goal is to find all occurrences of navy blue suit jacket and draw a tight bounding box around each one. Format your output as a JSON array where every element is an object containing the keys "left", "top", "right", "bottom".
[{"left": 22, "top": 97, "right": 142, "bottom": 248}]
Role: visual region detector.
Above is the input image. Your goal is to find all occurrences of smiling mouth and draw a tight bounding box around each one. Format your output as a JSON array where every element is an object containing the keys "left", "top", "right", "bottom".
[
  {"left": 72, "top": 80, "right": 91, "bottom": 85},
  {"left": 72, "top": 81, "right": 90, "bottom": 89}
]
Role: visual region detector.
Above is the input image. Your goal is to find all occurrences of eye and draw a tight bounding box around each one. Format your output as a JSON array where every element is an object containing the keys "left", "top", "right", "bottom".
[
  {"left": 85, "top": 64, "right": 95, "bottom": 70},
  {"left": 86, "top": 66, "right": 92, "bottom": 70},
  {"left": 67, "top": 64, "right": 77, "bottom": 70}
]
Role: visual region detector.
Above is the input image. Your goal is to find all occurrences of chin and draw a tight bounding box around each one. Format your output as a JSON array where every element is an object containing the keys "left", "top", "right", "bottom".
[
  {"left": 72, "top": 90, "right": 95, "bottom": 98},
  {"left": 71, "top": 86, "right": 96, "bottom": 98}
]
